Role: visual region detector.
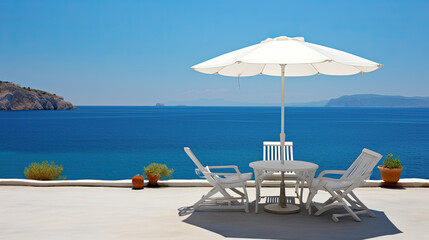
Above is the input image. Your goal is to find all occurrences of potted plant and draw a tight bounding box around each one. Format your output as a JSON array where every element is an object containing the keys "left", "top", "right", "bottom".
[
  {"left": 378, "top": 154, "right": 403, "bottom": 184},
  {"left": 144, "top": 163, "right": 174, "bottom": 187}
]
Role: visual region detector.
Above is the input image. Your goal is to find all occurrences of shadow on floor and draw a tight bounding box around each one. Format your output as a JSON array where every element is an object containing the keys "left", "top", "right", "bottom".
[
  {"left": 180, "top": 200, "right": 402, "bottom": 240},
  {"left": 380, "top": 185, "right": 406, "bottom": 190}
]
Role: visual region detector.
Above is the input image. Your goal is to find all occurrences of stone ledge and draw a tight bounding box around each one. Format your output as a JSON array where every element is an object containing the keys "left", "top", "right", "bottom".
[{"left": 0, "top": 178, "right": 428, "bottom": 188}]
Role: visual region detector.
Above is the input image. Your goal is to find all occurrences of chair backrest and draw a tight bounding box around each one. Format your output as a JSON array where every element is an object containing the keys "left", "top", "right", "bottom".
[
  {"left": 184, "top": 147, "right": 216, "bottom": 182},
  {"left": 263, "top": 141, "right": 294, "bottom": 161},
  {"left": 341, "top": 148, "right": 383, "bottom": 180},
  {"left": 184, "top": 147, "right": 208, "bottom": 173}
]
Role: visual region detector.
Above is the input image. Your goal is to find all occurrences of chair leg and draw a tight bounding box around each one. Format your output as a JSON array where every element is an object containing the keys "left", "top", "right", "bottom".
[
  {"left": 230, "top": 187, "right": 245, "bottom": 197},
  {"left": 314, "top": 203, "right": 341, "bottom": 216},
  {"left": 306, "top": 189, "right": 317, "bottom": 215},
  {"left": 339, "top": 203, "right": 362, "bottom": 222},
  {"left": 255, "top": 174, "right": 262, "bottom": 214},
  {"left": 299, "top": 181, "right": 303, "bottom": 206},
  {"left": 343, "top": 194, "right": 360, "bottom": 210},
  {"left": 297, "top": 179, "right": 305, "bottom": 206},
  {"left": 218, "top": 187, "right": 233, "bottom": 198},
  {"left": 315, "top": 188, "right": 362, "bottom": 222},
  {"left": 349, "top": 191, "right": 376, "bottom": 218},
  {"left": 295, "top": 178, "right": 299, "bottom": 195},
  {"left": 323, "top": 196, "right": 336, "bottom": 205},
  {"left": 194, "top": 187, "right": 218, "bottom": 210},
  {"left": 243, "top": 185, "right": 250, "bottom": 213},
  {"left": 333, "top": 209, "right": 371, "bottom": 222}
]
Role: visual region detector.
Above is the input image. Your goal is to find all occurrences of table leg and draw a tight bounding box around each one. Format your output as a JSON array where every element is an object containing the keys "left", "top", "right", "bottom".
[
  {"left": 254, "top": 169, "right": 261, "bottom": 214},
  {"left": 264, "top": 170, "right": 300, "bottom": 214},
  {"left": 279, "top": 171, "right": 286, "bottom": 207},
  {"left": 305, "top": 169, "right": 316, "bottom": 212},
  {"left": 299, "top": 179, "right": 304, "bottom": 206}
]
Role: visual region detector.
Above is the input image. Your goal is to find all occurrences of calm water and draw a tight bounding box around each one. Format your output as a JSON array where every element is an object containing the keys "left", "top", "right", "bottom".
[{"left": 0, "top": 106, "right": 428, "bottom": 180}]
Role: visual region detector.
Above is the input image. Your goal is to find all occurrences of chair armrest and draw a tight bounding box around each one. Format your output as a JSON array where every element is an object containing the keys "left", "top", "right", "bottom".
[
  {"left": 209, "top": 172, "right": 247, "bottom": 182},
  {"left": 318, "top": 175, "right": 366, "bottom": 184},
  {"left": 317, "top": 170, "right": 346, "bottom": 178},
  {"left": 208, "top": 172, "right": 242, "bottom": 177},
  {"left": 207, "top": 165, "right": 238, "bottom": 169},
  {"left": 207, "top": 165, "right": 241, "bottom": 174},
  {"left": 207, "top": 165, "right": 245, "bottom": 182}
]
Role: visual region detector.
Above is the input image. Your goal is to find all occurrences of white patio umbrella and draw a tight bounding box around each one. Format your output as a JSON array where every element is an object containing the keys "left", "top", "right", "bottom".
[{"left": 191, "top": 36, "right": 382, "bottom": 213}]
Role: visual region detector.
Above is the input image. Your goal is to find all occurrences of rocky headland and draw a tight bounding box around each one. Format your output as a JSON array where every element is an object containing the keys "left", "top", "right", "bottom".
[{"left": 0, "top": 81, "right": 76, "bottom": 110}]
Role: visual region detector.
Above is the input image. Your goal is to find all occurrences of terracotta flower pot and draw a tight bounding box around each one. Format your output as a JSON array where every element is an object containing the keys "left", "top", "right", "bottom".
[
  {"left": 132, "top": 174, "right": 144, "bottom": 189},
  {"left": 145, "top": 174, "right": 159, "bottom": 186},
  {"left": 378, "top": 166, "right": 403, "bottom": 183}
]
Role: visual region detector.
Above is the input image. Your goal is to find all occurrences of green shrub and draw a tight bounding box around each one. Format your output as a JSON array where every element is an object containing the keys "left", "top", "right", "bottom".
[
  {"left": 144, "top": 163, "right": 174, "bottom": 179},
  {"left": 383, "top": 154, "right": 402, "bottom": 169},
  {"left": 24, "top": 161, "right": 65, "bottom": 180}
]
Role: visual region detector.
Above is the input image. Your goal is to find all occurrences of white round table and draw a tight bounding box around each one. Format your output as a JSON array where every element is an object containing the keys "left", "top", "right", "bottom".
[{"left": 250, "top": 160, "right": 318, "bottom": 214}]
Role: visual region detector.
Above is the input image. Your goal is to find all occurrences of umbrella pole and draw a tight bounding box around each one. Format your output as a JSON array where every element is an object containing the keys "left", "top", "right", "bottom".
[
  {"left": 265, "top": 64, "right": 299, "bottom": 214},
  {"left": 279, "top": 64, "right": 286, "bottom": 208}
]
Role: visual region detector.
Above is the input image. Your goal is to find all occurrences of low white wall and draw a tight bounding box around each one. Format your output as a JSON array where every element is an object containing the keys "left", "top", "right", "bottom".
[{"left": 0, "top": 178, "right": 428, "bottom": 188}]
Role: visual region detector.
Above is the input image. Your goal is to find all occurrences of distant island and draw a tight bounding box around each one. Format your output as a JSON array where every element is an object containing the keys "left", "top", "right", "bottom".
[
  {"left": 326, "top": 94, "right": 429, "bottom": 107},
  {"left": 0, "top": 81, "right": 76, "bottom": 110},
  {"left": 167, "top": 94, "right": 429, "bottom": 107}
]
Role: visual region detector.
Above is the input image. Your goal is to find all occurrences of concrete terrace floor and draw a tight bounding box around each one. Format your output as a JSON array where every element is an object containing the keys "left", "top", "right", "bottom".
[{"left": 0, "top": 186, "right": 428, "bottom": 240}]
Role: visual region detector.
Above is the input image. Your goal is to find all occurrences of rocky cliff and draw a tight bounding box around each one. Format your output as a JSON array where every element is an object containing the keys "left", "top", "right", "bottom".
[{"left": 0, "top": 81, "right": 76, "bottom": 110}]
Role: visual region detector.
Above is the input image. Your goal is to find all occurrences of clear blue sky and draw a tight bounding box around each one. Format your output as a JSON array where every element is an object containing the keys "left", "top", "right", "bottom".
[{"left": 1, "top": 0, "right": 428, "bottom": 105}]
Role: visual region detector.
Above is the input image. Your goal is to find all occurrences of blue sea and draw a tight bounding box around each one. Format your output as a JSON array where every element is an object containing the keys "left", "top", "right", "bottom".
[{"left": 0, "top": 106, "right": 428, "bottom": 180}]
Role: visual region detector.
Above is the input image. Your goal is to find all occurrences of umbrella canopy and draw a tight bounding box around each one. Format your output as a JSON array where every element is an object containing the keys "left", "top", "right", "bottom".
[
  {"left": 190, "top": 36, "right": 382, "bottom": 213},
  {"left": 191, "top": 36, "right": 382, "bottom": 159},
  {"left": 192, "top": 36, "right": 382, "bottom": 77}
]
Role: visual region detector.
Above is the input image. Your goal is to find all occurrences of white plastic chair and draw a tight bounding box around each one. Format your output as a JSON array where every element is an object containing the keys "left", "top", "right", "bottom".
[
  {"left": 256, "top": 142, "right": 304, "bottom": 203},
  {"left": 262, "top": 141, "right": 297, "bottom": 182},
  {"left": 184, "top": 147, "right": 252, "bottom": 213},
  {"left": 306, "top": 148, "right": 382, "bottom": 222}
]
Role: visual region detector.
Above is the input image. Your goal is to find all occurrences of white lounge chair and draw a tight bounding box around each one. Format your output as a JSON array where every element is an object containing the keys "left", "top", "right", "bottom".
[
  {"left": 184, "top": 147, "right": 252, "bottom": 213},
  {"left": 306, "top": 148, "right": 382, "bottom": 222}
]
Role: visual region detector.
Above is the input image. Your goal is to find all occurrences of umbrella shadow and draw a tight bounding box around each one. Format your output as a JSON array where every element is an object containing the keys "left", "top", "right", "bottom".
[{"left": 180, "top": 197, "right": 402, "bottom": 240}]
